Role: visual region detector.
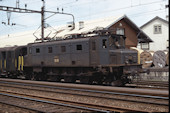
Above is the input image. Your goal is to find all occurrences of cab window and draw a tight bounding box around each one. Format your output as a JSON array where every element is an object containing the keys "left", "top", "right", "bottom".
[{"left": 102, "top": 39, "right": 107, "bottom": 48}]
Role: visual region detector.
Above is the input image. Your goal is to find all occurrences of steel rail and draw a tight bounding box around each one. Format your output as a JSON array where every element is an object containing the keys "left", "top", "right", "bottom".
[
  {"left": 0, "top": 79, "right": 168, "bottom": 112},
  {"left": 133, "top": 81, "right": 169, "bottom": 87},
  {"left": 0, "top": 101, "right": 46, "bottom": 113},
  {"left": 125, "top": 84, "right": 168, "bottom": 90},
  {"left": 0, "top": 83, "right": 168, "bottom": 106},
  {"left": 0, "top": 81, "right": 168, "bottom": 100},
  {"left": 0, "top": 91, "right": 138, "bottom": 113},
  {"left": 0, "top": 78, "right": 168, "bottom": 97}
]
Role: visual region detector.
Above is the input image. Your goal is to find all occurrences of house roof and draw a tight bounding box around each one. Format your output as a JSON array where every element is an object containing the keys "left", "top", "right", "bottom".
[
  {"left": 0, "top": 14, "right": 152, "bottom": 47},
  {"left": 55, "top": 14, "right": 152, "bottom": 44},
  {"left": 55, "top": 14, "right": 126, "bottom": 38},
  {"left": 140, "top": 16, "right": 169, "bottom": 29},
  {"left": 119, "top": 15, "right": 153, "bottom": 43}
]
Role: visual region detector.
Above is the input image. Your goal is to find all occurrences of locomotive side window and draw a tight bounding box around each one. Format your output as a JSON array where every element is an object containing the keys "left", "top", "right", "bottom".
[
  {"left": 61, "top": 46, "right": 66, "bottom": 52},
  {"left": 48, "top": 47, "right": 53, "bottom": 53},
  {"left": 76, "top": 45, "right": 82, "bottom": 50},
  {"left": 36, "top": 48, "right": 40, "bottom": 53},
  {"left": 102, "top": 39, "right": 107, "bottom": 48}
]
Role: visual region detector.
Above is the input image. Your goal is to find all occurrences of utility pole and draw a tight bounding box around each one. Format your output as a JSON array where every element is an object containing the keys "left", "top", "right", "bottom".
[
  {"left": 16, "top": 0, "right": 20, "bottom": 8},
  {"left": 165, "top": 4, "right": 169, "bottom": 21},
  {"left": 0, "top": 1, "right": 75, "bottom": 42},
  {"left": 41, "top": 0, "right": 45, "bottom": 42}
]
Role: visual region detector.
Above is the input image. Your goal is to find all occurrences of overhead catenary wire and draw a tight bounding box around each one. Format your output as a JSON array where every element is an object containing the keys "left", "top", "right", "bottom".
[
  {"left": 0, "top": 4, "right": 167, "bottom": 37},
  {"left": 0, "top": 0, "right": 168, "bottom": 37},
  {"left": 1, "top": 0, "right": 165, "bottom": 21},
  {"left": 0, "top": 11, "right": 165, "bottom": 36},
  {"left": 0, "top": 8, "right": 166, "bottom": 41}
]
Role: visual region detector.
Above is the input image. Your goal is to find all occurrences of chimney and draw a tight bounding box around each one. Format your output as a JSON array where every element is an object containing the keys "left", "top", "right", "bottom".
[
  {"left": 66, "top": 22, "right": 74, "bottom": 31},
  {"left": 79, "top": 21, "right": 84, "bottom": 30}
]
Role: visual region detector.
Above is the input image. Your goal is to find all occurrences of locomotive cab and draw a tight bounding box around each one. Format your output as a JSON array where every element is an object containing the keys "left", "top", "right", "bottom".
[
  {"left": 88, "top": 33, "right": 141, "bottom": 86},
  {"left": 100, "top": 34, "right": 141, "bottom": 85},
  {"left": 104, "top": 34, "right": 139, "bottom": 65}
]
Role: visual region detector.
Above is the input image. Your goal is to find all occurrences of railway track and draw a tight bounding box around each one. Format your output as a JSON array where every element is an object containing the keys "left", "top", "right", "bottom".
[
  {"left": 126, "top": 80, "right": 169, "bottom": 90},
  {"left": 0, "top": 78, "right": 169, "bottom": 112},
  {"left": 0, "top": 90, "right": 138, "bottom": 113},
  {"left": 0, "top": 91, "right": 109, "bottom": 113},
  {"left": 125, "top": 84, "right": 168, "bottom": 90},
  {"left": 132, "top": 80, "right": 169, "bottom": 87},
  {"left": 127, "top": 80, "right": 169, "bottom": 90}
]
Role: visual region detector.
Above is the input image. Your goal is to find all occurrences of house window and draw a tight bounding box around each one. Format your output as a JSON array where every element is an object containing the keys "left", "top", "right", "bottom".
[
  {"left": 154, "top": 25, "right": 162, "bottom": 34},
  {"left": 116, "top": 28, "right": 125, "bottom": 35},
  {"left": 167, "top": 40, "right": 169, "bottom": 49},
  {"left": 48, "top": 47, "right": 52, "bottom": 53},
  {"left": 76, "top": 45, "right": 82, "bottom": 50},
  {"left": 61, "top": 46, "right": 66, "bottom": 52},
  {"left": 36, "top": 48, "right": 40, "bottom": 53},
  {"left": 141, "top": 43, "right": 149, "bottom": 50}
]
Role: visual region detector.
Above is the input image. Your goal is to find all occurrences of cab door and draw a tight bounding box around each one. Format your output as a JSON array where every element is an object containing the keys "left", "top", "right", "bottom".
[{"left": 90, "top": 38, "right": 99, "bottom": 66}]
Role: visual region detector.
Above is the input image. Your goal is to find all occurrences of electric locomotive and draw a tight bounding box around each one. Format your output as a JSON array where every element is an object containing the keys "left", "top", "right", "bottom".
[
  {"left": 0, "top": 31, "right": 143, "bottom": 86},
  {"left": 24, "top": 31, "right": 142, "bottom": 86}
]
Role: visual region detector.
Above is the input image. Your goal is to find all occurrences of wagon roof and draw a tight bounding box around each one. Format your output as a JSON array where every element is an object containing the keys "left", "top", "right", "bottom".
[{"left": 0, "top": 45, "right": 26, "bottom": 51}]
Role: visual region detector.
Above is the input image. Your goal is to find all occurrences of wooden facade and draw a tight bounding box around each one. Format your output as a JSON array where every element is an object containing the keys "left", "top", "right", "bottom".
[{"left": 108, "top": 18, "right": 138, "bottom": 48}]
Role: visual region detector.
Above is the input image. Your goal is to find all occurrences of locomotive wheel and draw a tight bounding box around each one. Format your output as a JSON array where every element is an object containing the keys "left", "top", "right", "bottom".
[
  {"left": 56, "top": 76, "right": 61, "bottom": 82},
  {"left": 80, "top": 76, "right": 93, "bottom": 84},
  {"left": 32, "top": 72, "right": 47, "bottom": 81},
  {"left": 64, "top": 76, "right": 76, "bottom": 83},
  {"left": 32, "top": 72, "right": 39, "bottom": 81},
  {"left": 25, "top": 72, "right": 34, "bottom": 80},
  {"left": 48, "top": 75, "right": 61, "bottom": 82},
  {"left": 111, "top": 80, "right": 124, "bottom": 86}
]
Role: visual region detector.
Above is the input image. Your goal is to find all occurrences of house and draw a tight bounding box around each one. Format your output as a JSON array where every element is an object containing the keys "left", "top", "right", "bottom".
[
  {"left": 54, "top": 14, "right": 152, "bottom": 49},
  {"left": 106, "top": 15, "right": 152, "bottom": 48},
  {"left": 0, "top": 14, "right": 152, "bottom": 48},
  {"left": 140, "top": 16, "right": 169, "bottom": 51}
]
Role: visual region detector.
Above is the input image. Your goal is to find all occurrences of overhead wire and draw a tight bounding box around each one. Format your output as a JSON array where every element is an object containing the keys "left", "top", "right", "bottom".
[
  {"left": 3, "top": 0, "right": 164, "bottom": 20},
  {"left": 0, "top": 7, "right": 166, "bottom": 40},
  {"left": 46, "top": 0, "right": 166, "bottom": 24},
  {"left": 0, "top": 0, "right": 168, "bottom": 37},
  {"left": 10, "top": 0, "right": 166, "bottom": 25}
]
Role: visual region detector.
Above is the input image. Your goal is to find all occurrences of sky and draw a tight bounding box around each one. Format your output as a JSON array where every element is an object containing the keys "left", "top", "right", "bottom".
[{"left": 0, "top": 0, "right": 169, "bottom": 37}]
